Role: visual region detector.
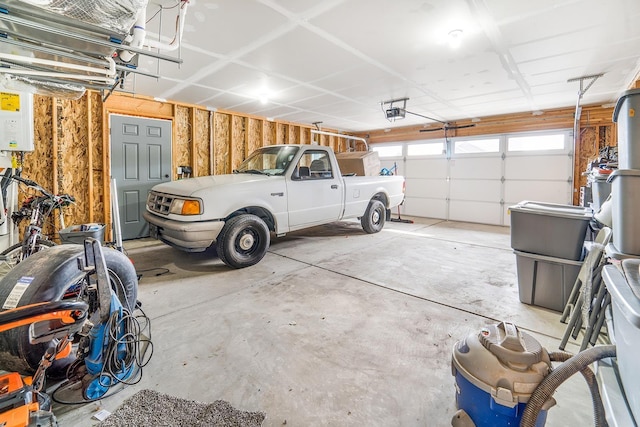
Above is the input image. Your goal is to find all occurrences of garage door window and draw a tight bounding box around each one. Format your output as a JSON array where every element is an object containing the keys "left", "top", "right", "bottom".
[
  {"left": 508, "top": 134, "right": 565, "bottom": 151},
  {"left": 407, "top": 142, "right": 445, "bottom": 156},
  {"left": 372, "top": 145, "right": 403, "bottom": 158},
  {"left": 454, "top": 138, "right": 500, "bottom": 154}
]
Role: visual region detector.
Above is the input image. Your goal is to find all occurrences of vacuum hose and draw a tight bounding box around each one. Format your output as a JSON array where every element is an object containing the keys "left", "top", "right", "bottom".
[
  {"left": 520, "top": 345, "right": 616, "bottom": 427},
  {"left": 548, "top": 351, "right": 607, "bottom": 427}
]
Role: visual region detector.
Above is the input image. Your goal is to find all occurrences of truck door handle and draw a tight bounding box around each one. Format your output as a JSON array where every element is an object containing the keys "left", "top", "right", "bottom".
[{"left": 331, "top": 185, "right": 338, "bottom": 189}]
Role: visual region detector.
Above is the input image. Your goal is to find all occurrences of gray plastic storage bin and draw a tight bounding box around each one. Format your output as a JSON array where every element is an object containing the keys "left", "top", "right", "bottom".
[
  {"left": 602, "top": 261, "right": 640, "bottom": 422},
  {"left": 590, "top": 174, "right": 612, "bottom": 211},
  {"left": 514, "top": 250, "right": 582, "bottom": 312},
  {"left": 509, "top": 201, "right": 592, "bottom": 260},
  {"left": 608, "top": 169, "right": 640, "bottom": 255},
  {"left": 613, "top": 88, "right": 640, "bottom": 169},
  {"left": 59, "top": 223, "right": 105, "bottom": 244}
]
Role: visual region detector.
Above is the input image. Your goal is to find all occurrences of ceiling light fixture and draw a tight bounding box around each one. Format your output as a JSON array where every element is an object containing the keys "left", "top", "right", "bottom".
[{"left": 447, "top": 29, "right": 463, "bottom": 49}]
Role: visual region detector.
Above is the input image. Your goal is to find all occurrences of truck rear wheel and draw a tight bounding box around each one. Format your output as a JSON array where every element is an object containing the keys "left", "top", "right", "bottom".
[
  {"left": 361, "top": 199, "right": 386, "bottom": 233},
  {"left": 216, "top": 214, "right": 270, "bottom": 269}
]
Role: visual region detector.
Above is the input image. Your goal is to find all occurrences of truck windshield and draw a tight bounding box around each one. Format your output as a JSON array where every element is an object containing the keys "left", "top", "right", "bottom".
[{"left": 234, "top": 146, "right": 299, "bottom": 176}]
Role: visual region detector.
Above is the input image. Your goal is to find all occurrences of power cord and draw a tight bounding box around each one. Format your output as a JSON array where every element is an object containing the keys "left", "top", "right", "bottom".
[
  {"left": 96, "top": 305, "right": 153, "bottom": 390},
  {"left": 136, "top": 267, "right": 171, "bottom": 281}
]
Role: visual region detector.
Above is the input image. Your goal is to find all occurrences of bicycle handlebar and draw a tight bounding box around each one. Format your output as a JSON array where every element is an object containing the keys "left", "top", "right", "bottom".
[
  {"left": 11, "top": 175, "right": 39, "bottom": 188},
  {"left": 11, "top": 175, "right": 56, "bottom": 199}
]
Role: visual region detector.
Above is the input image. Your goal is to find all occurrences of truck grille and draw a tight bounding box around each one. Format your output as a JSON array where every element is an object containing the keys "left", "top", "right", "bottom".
[{"left": 147, "top": 191, "right": 173, "bottom": 215}]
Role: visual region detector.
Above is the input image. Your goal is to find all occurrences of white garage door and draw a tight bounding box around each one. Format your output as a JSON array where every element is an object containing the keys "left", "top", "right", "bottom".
[{"left": 374, "top": 130, "right": 574, "bottom": 226}]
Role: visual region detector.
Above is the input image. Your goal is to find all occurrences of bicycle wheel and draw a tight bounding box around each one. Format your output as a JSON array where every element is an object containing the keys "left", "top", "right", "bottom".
[
  {"left": 0, "top": 244, "right": 138, "bottom": 378},
  {"left": 0, "top": 240, "right": 56, "bottom": 276}
]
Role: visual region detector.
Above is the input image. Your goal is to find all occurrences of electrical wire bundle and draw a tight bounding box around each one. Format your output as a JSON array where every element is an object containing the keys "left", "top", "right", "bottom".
[
  {"left": 52, "top": 304, "right": 153, "bottom": 404},
  {"left": 95, "top": 304, "right": 153, "bottom": 393}
]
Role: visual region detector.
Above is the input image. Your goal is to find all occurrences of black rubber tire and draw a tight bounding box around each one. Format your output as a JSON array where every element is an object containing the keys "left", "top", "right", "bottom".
[
  {"left": 215, "top": 214, "right": 270, "bottom": 269},
  {"left": 0, "top": 244, "right": 137, "bottom": 377},
  {"left": 0, "top": 239, "right": 56, "bottom": 269},
  {"left": 361, "top": 199, "right": 386, "bottom": 234}
]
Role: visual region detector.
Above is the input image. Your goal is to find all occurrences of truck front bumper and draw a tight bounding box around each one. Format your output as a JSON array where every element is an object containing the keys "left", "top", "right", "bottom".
[{"left": 143, "top": 211, "right": 225, "bottom": 252}]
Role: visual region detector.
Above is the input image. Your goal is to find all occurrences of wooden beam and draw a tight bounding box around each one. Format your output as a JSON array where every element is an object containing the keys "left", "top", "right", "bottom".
[
  {"left": 229, "top": 114, "right": 235, "bottom": 173},
  {"left": 51, "top": 98, "right": 59, "bottom": 196},
  {"left": 190, "top": 107, "right": 197, "bottom": 177},
  {"left": 105, "top": 95, "right": 173, "bottom": 118},
  {"left": 87, "top": 92, "right": 94, "bottom": 222},
  {"left": 102, "top": 108, "right": 111, "bottom": 242},
  {"left": 172, "top": 104, "right": 177, "bottom": 179}
]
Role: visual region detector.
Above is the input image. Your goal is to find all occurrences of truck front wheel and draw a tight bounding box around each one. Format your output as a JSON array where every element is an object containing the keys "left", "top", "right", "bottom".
[
  {"left": 216, "top": 214, "right": 270, "bottom": 268},
  {"left": 361, "top": 199, "right": 386, "bottom": 233}
]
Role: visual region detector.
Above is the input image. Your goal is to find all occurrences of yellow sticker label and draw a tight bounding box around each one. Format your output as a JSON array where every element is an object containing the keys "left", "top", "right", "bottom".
[
  {"left": 0, "top": 92, "right": 20, "bottom": 112},
  {"left": 630, "top": 108, "right": 636, "bottom": 118}
]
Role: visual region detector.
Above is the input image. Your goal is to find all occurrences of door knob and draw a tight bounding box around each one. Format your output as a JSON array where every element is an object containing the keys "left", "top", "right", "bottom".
[{"left": 165, "top": 174, "right": 170, "bottom": 178}]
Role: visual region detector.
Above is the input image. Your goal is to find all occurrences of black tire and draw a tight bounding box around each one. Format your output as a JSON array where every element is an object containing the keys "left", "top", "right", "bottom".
[
  {"left": 361, "top": 199, "right": 386, "bottom": 234},
  {"left": 215, "top": 214, "right": 270, "bottom": 269},
  {"left": 0, "top": 244, "right": 137, "bottom": 377},
  {"left": 0, "top": 239, "right": 56, "bottom": 271}
]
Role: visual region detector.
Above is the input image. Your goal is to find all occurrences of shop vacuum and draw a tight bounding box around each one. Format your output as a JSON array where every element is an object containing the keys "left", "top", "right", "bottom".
[{"left": 451, "top": 321, "right": 615, "bottom": 427}]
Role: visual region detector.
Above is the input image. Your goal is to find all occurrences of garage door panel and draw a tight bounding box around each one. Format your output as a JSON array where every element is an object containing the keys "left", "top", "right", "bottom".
[
  {"left": 406, "top": 159, "right": 447, "bottom": 178},
  {"left": 504, "top": 180, "right": 571, "bottom": 205},
  {"left": 450, "top": 180, "right": 501, "bottom": 202},
  {"left": 404, "top": 197, "right": 447, "bottom": 219},
  {"left": 505, "top": 155, "right": 570, "bottom": 180},
  {"left": 450, "top": 157, "right": 502, "bottom": 180},
  {"left": 450, "top": 200, "right": 501, "bottom": 225},
  {"left": 406, "top": 178, "right": 448, "bottom": 199}
]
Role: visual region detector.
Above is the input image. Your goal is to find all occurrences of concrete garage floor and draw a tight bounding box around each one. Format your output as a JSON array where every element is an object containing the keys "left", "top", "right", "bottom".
[{"left": 56, "top": 217, "right": 594, "bottom": 426}]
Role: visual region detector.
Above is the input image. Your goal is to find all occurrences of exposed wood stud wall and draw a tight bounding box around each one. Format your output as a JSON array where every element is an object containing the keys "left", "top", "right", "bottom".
[
  {"left": 89, "top": 92, "right": 104, "bottom": 225},
  {"left": 231, "top": 115, "right": 246, "bottom": 171},
  {"left": 247, "top": 118, "right": 262, "bottom": 154},
  {"left": 214, "top": 113, "right": 231, "bottom": 175},
  {"left": 174, "top": 105, "right": 191, "bottom": 177},
  {"left": 24, "top": 96, "right": 55, "bottom": 240},
  {"left": 265, "top": 121, "right": 276, "bottom": 145},
  {"left": 194, "top": 109, "right": 211, "bottom": 176},
  {"left": 189, "top": 107, "right": 197, "bottom": 177}
]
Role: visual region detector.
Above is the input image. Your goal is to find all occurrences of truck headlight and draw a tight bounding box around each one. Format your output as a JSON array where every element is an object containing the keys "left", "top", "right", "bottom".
[{"left": 170, "top": 198, "right": 202, "bottom": 215}]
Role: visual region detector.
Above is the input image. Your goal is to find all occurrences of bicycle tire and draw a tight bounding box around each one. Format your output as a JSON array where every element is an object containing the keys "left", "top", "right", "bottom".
[
  {"left": 0, "top": 240, "right": 56, "bottom": 270},
  {"left": 0, "top": 244, "right": 138, "bottom": 378}
]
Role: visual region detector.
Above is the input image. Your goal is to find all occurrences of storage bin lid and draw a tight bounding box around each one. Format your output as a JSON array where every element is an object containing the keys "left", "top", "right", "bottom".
[
  {"left": 512, "top": 250, "right": 583, "bottom": 266},
  {"left": 613, "top": 88, "right": 640, "bottom": 123},
  {"left": 452, "top": 322, "right": 551, "bottom": 405},
  {"left": 509, "top": 200, "right": 592, "bottom": 220},
  {"left": 603, "top": 264, "right": 640, "bottom": 328},
  {"left": 622, "top": 259, "right": 640, "bottom": 301}
]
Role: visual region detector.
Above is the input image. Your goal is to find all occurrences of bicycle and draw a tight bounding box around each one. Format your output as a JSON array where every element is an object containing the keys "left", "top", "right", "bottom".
[{"left": 0, "top": 175, "right": 75, "bottom": 270}]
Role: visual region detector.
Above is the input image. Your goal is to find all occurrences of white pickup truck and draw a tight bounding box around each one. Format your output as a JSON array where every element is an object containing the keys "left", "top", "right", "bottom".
[{"left": 143, "top": 144, "right": 405, "bottom": 268}]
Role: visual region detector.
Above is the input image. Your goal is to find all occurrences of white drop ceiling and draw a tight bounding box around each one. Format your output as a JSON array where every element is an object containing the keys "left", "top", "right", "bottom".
[{"left": 127, "top": 0, "right": 640, "bottom": 132}]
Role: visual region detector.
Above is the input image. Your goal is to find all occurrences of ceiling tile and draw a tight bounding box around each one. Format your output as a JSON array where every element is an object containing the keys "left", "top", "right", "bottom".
[{"left": 239, "top": 27, "right": 369, "bottom": 82}]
